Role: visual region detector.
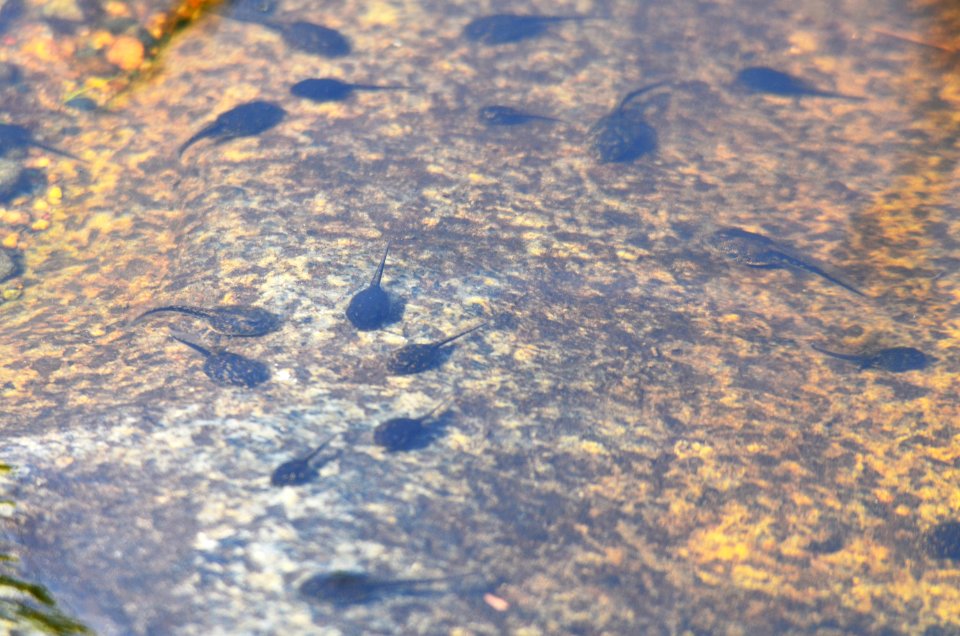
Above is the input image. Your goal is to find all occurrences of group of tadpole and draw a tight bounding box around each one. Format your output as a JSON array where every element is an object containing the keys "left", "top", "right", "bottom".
[
  {"left": 140, "top": 3, "right": 943, "bottom": 609},
  {"left": 171, "top": 4, "right": 933, "bottom": 374},
  {"left": 2, "top": 1, "right": 941, "bottom": 614},
  {"left": 133, "top": 243, "right": 491, "bottom": 605}
]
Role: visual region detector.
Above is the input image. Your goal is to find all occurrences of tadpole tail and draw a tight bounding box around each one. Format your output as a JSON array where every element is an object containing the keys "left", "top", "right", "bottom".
[
  {"left": 178, "top": 124, "right": 218, "bottom": 157},
  {"left": 542, "top": 15, "right": 604, "bottom": 23},
  {"left": 435, "top": 321, "right": 488, "bottom": 347},
  {"left": 371, "top": 242, "right": 390, "bottom": 287},
  {"left": 33, "top": 141, "right": 83, "bottom": 162},
  {"left": 396, "top": 570, "right": 484, "bottom": 588},
  {"left": 178, "top": 135, "right": 202, "bottom": 157},
  {"left": 357, "top": 84, "right": 410, "bottom": 92},
  {"left": 421, "top": 397, "right": 456, "bottom": 421},
  {"left": 617, "top": 81, "right": 671, "bottom": 112},
  {"left": 799, "top": 262, "right": 867, "bottom": 297},
  {"left": 811, "top": 344, "right": 863, "bottom": 364},
  {"left": 169, "top": 332, "right": 212, "bottom": 357},
  {"left": 135, "top": 305, "right": 209, "bottom": 322},
  {"left": 303, "top": 434, "right": 338, "bottom": 462}
]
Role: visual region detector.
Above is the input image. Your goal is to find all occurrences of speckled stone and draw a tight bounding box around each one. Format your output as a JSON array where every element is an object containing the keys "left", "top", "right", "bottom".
[
  {"left": 0, "top": 158, "right": 23, "bottom": 202},
  {"left": 0, "top": 249, "right": 13, "bottom": 282}
]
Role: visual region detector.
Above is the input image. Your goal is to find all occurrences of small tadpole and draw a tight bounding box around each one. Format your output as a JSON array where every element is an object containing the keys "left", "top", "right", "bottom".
[
  {"left": 265, "top": 21, "right": 351, "bottom": 57},
  {"left": 0, "top": 122, "right": 81, "bottom": 161},
  {"left": 477, "top": 105, "right": 559, "bottom": 126},
  {"left": 178, "top": 100, "right": 286, "bottom": 157},
  {"left": 346, "top": 243, "right": 392, "bottom": 331},
  {"left": 386, "top": 322, "right": 487, "bottom": 376},
  {"left": 135, "top": 305, "right": 282, "bottom": 337},
  {"left": 704, "top": 227, "right": 866, "bottom": 297},
  {"left": 373, "top": 402, "right": 451, "bottom": 452},
  {"left": 462, "top": 13, "right": 589, "bottom": 45},
  {"left": 811, "top": 345, "right": 930, "bottom": 372},
  {"left": 170, "top": 333, "right": 270, "bottom": 387},
  {"left": 270, "top": 436, "right": 338, "bottom": 486},
  {"left": 290, "top": 78, "right": 408, "bottom": 103},
  {"left": 298, "top": 570, "right": 466, "bottom": 606},
  {"left": 587, "top": 83, "right": 666, "bottom": 164},
  {"left": 735, "top": 66, "right": 864, "bottom": 100}
]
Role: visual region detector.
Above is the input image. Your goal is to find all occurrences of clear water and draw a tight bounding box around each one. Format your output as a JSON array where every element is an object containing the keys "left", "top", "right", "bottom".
[{"left": 2, "top": 0, "right": 960, "bottom": 633}]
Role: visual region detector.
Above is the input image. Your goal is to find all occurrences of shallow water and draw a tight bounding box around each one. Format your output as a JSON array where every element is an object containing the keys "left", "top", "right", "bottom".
[{"left": 2, "top": 0, "right": 960, "bottom": 633}]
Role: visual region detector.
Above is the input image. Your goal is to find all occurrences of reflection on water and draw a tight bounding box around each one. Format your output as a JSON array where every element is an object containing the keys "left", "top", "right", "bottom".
[{"left": 1, "top": 0, "right": 960, "bottom": 633}]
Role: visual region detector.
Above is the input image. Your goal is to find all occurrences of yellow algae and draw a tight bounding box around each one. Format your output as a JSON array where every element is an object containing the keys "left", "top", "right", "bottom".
[
  {"left": 468, "top": 172, "right": 497, "bottom": 184},
  {"left": 788, "top": 31, "right": 818, "bottom": 53},
  {"left": 668, "top": 497, "right": 694, "bottom": 519},
  {"left": 23, "top": 36, "right": 62, "bottom": 63},
  {"left": 509, "top": 213, "right": 548, "bottom": 229},
  {"left": 513, "top": 346, "right": 536, "bottom": 363},
  {"left": 30, "top": 219, "right": 50, "bottom": 231},
  {"left": 673, "top": 440, "right": 714, "bottom": 461},
  {"left": 87, "top": 212, "right": 132, "bottom": 233},
  {"left": 873, "top": 489, "right": 894, "bottom": 504},
  {"left": 603, "top": 546, "right": 625, "bottom": 567},
  {"left": 2, "top": 233, "right": 18, "bottom": 248},
  {"left": 580, "top": 440, "right": 607, "bottom": 456},
  {"left": 2, "top": 211, "right": 28, "bottom": 225},
  {"left": 731, "top": 564, "right": 779, "bottom": 591},
  {"left": 90, "top": 30, "right": 115, "bottom": 50},
  {"left": 927, "top": 443, "right": 960, "bottom": 464},
  {"left": 444, "top": 430, "right": 471, "bottom": 449},
  {"left": 526, "top": 242, "right": 546, "bottom": 257}
]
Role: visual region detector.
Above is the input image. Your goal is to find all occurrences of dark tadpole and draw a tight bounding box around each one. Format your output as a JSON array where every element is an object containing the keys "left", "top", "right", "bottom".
[
  {"left": 291, "top": 78, "right": 407, "bottom": 103},
  {"left": 178, "top": 101, "right": 286, "bottom": 157},
  {"left": 812, "top": 345, "right": 930, "bottom": 372},
  {"left": 170, "top": 334, "right": 270, "bottom": 387},
  {"left": 735, "top": 66, "right": 864, "bottom": 100},
  {"left": 136, "top": 305, "right": 282, "bottom": 337},
  {"left": 462, "top": 13, "right": 588, "bottom": 45},
  {"left": 478, "top": 105, "right": 559, "bottom": 126},
  {"left": 346, "top": 243, "right": 392, "bottom": 331},
  {"left": 386, "top": 323, "right": 487, "bottom": 376},
  {"left": 587, "top": 83, "right": 666, "bottom": 164},
  {"left": 373, "top": 403, "right": 449, "bottom": 452},
  {"left": 265, "top": 21, "right": 350, "bottom": 57},
  {"left": 0, "top": 122, "right": 81, "bottom": 161},
  {"left": 271, "top": 436, "right": 337, "bottom": 486},
  {"left": 704, "top": 227, "right": 865, "bottom": 297},
  {"left": 298, "top": 571, "right": 465, "bottom": 606}
]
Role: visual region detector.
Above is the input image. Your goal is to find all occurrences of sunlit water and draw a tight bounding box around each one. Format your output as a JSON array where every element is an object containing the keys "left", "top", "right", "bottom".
[{"left": 2, "top": 0, "right": 960, "bottom": 633}]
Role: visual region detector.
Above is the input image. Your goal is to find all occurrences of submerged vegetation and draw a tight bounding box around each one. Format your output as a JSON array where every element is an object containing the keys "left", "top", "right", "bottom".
[{"left": 0, "top": 464, "right": 90, "bottom": 635}]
